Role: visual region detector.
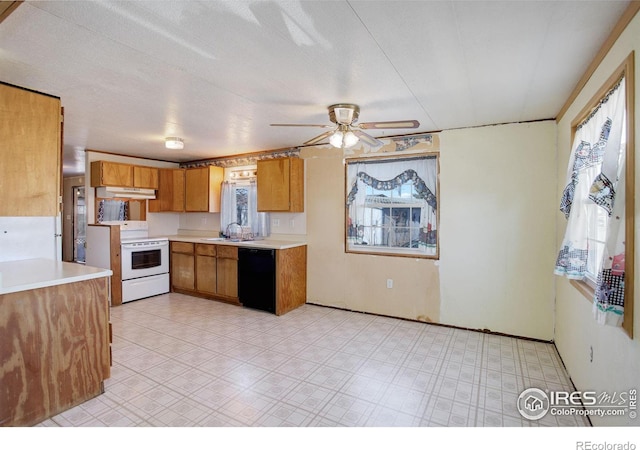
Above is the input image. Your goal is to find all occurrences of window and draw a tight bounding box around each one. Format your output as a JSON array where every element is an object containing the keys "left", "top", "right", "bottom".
[
  {"left": 555, "top": 52, "right": 634, "bottom": 337},
  {"left": 345, "top": 154, "right": 438, "bottom": 258},
  {"left": 233, "top": 185, "right": 250, "bottom": 227},
  {"left": 220, "top": 179, "right": 270, "bottom": 238}
]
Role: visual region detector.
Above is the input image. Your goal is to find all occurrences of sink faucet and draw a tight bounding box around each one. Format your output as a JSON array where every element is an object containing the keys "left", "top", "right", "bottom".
[
  {"left": 224, "top": 222, "right": 254, "bottom": 240},
  {"left": 224, "top": 222, "right": 242, "bottom": 238}
]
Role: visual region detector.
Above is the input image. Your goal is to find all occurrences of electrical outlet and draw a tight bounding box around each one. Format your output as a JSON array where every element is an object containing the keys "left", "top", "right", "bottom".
[
  {"left": 290, "top": 219, "right": 295, "bottom": 228},
  {"left": 386, "top": 279, "right": 393, "bottom": 289},
  {"left": 590, "top": 346, "right": 593, "bottom": 363},
  {"left": 273, "top": 219, "right": 280, "bottom": 227}
]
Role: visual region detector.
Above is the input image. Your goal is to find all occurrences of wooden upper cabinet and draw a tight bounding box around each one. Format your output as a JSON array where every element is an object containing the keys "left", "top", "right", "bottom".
[
  {"left": 149, "top": 168, "right": 185, "bottom": 212},
  {"left": 257, "top": 157, "right": 304, "bottom": 212},
  {"left": 0, "top": 83, "right": 61, "bottom": 216},
  {"left": 133, "top": 166, "right": 158, "bottom": 189},
  {"left": 185, "top": 166, "right": 224, "bottom": 213},
  {"left": 90, "top": 161, "right": 133, "bottom": 187}
]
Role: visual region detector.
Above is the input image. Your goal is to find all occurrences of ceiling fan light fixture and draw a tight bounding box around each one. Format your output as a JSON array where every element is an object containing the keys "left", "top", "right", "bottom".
[
  {"left": 329, "top": 127, "right": 359, "bottom": 149},
  {"left": 343, "top": 130, "right": 359, "bottom": 148},
  {"left": 165, "top": 137, "right": 184, "bottom": 150},
  {"left": 329, "top": 130, "right": 344, "bottom": 148}
]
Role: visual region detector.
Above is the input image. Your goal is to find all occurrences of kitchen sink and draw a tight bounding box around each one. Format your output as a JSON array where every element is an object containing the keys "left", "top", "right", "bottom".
[{"left": 200, "top": 237, "right": 255, "bottom": 242}]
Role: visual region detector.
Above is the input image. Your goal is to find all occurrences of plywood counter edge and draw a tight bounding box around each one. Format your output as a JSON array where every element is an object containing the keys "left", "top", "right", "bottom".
[{"left": 0, "top": 259, "right": 112, "bottom": 295}]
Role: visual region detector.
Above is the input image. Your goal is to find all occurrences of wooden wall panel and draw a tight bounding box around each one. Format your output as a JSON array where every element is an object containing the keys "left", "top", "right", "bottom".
[
  {"left": 0, "top": 277, "right": 110, "bottom": 426},
  {"left": 0, "top": 83, "right": 61, "bottom": 216}
]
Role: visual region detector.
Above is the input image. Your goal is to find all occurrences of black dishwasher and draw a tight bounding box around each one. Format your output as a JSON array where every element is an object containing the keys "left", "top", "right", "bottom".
[{"left": 238, "top": 248, "right": 276, "bottom": 313}]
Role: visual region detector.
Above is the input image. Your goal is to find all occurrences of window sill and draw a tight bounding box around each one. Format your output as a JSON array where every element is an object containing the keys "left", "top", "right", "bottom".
[{"left": 570, "top": 279, "right": 594, "bottom": 303}]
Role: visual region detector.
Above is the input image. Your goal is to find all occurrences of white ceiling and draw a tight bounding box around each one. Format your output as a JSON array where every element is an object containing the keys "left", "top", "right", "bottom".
[{"left": 0, "top": 0, "right": 631, "bottom": 176}]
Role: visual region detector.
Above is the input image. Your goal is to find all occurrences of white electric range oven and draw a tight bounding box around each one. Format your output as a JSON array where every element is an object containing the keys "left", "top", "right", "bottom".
[{"left": 105, "top": 221, "right": 170, "bottom": 303}]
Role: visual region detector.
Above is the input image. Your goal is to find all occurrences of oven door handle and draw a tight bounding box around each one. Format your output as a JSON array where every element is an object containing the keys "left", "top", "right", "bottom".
[{"left": 122, "top": 241, "right": 169, "bottom": 250}]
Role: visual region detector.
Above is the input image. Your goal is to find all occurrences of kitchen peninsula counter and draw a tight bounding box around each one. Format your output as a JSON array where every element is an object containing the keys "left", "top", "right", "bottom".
[
  {"left": 0, "top": 258, "right": 112, "bottom": 295},
  {"left": 0, "top": 258, "right": 112, "bottom": 426}
]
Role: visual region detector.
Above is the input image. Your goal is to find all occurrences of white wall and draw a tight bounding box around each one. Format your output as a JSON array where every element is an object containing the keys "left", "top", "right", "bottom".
[
  {"left": 439, "top": 121, "right": 557, "bottom": 340},
  {"left": 554, "top": 13, "right": 640, "bottom": 426},
  {"left": 303, "top": 121, "right": 557, "bottom": 340}
]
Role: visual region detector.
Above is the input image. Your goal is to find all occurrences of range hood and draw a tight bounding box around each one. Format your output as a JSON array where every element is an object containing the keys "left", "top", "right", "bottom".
[{"left": 96, "top": 186, "right": 156, "bottom": 200}]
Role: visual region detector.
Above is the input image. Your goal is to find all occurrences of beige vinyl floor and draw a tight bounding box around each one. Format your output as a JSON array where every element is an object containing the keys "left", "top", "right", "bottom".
[{"left": 37, "top": 293, "right": 588, "bottom": 427}]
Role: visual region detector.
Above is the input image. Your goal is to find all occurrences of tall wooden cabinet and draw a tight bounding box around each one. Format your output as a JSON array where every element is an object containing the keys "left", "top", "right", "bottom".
[
  {"left": 257, "top": 157, "right": 304, "bottom": 212},
  {"left": 0, "top": 82, "right": 61, "bottom": 216}
]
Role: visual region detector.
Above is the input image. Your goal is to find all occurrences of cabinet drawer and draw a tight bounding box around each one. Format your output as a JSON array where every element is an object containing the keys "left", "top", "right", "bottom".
[
  {"left": 195, "top": 243, "right": 217, "bottom": 257},
  {"left": 171, "top": 241, "right": 194, "bottom": 254},
  {"left": 217, "top": 246, "right": 238, "bottom": 260}
]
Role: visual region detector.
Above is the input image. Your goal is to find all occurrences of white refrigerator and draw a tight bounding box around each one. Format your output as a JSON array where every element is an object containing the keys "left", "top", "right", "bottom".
[{"left": 0, "top": 216, "right": 62, "bottom": 263}]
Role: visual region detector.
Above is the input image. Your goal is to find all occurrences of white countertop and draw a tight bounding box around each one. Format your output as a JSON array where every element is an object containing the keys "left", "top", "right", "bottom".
[
  {"left": 166, "top": 235, "right": 306, "bottom": 250},
  {"left": 0, "top": 258, "right": 113, "bottom": 295}
]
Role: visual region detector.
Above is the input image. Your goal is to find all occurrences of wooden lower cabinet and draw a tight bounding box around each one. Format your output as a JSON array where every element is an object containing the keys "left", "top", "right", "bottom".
[
  {"left": 195, "top": 244, "right": 217, "bottom": 295},
  {"left": 0, "top": 277, "right": 111, "bottom": 427},
  {"left": 171, "top": 242, "right": 239, "bottom": 304},
  {"left": 216, "top": 246, "right": 238, "bottom": 299},
  {"left": 169, "top": 240, "right": 307, "bottom": 315},
  {"left": 171, "top": 242, "right": 195, "bottom": 290}
]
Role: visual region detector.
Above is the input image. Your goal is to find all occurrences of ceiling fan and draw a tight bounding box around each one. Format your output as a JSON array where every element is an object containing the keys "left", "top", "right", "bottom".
[{"left": 270, "top": 103, "right": 420, "bottom": 148}]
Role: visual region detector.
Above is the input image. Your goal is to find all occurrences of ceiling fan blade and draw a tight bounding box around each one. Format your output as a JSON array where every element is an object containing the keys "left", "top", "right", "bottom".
[
  {"left": 304, "top": 130, "right": 335, "bottom": 145},
  {"left": 353, "top": 130, "right": 383, "bottom": 147},
  {"left": 270, "top": 123, "right": 333, "bottom": 128},
  {"left": 358, "top": 120, "right": 420, "bottom": 130}
]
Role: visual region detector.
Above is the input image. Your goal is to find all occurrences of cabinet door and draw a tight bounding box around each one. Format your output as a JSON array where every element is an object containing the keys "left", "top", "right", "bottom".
[
  {"left": 257, "top": 159, "right": 290, "bottom": 211},
  {"left": 171, "top": 251, "right": 195, "bottom": 290},
  {"left": 0, "top": 83, "right": 61, "bottom": 216},
  {"left": 217, "top": 257, "right": 238, "bottom": 298},
  {"left": 185, "top": 167, "right": 224, "bottom": 212},
  {"left": 257, "top": 158, "right": 304, "bottom": 212},
  {"left": 216, "top": 246, "right": 238, "bottom": 298},
  {"left": 133, "top": 166, "right": 159, "bottom": 189},
  {"left": 195, "top": 244, "right": 217, "bottom": 295},
  {"left": 91, "top": 161, "right": 133, "bottom": 187},
  {"left": 149, "top": 169, "right": 185, "bottom": 212}
]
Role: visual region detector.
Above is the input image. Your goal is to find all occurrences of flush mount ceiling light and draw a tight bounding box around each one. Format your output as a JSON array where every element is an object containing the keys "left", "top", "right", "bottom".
[{"left": 165, "top": 137, "right": 184, "bottom": 150}]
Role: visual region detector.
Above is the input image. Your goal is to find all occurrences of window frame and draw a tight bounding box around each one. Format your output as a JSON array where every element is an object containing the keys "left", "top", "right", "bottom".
[
  {"left": 568, "top": 52, "right": 635, "bottom": 338},
  {"left": 344, "top": 153, "right": 440, "bottom": 259}
]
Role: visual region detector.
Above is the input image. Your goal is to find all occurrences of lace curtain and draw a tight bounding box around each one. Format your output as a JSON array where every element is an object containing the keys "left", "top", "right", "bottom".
[
  {"left": 346, "top": 156, "right": 438, "bottom": 254},
  {"left": 220, "top": 180, "right": 270, "bottom": 238},
  {"left": 97, "top": 199, "right": 127, "bottom": 222},
  {"left": 554, "top": 77, "right": 627, "bottom": 326}
]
